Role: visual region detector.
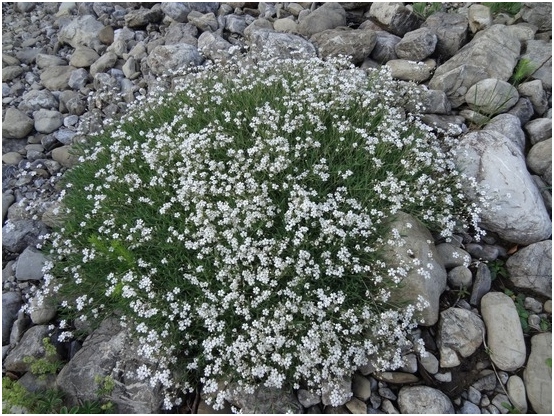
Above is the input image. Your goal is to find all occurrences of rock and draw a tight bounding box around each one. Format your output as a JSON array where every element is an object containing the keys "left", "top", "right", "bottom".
[
  {"left": 429, "top": 25, "right": 519, "bottom": 107},
  {"left": 525, "top": 118, "right": 552, "bottom": 145},
  {"left": 395, "top": 27, "right": 437, "bottom": 61},
  {"left": 419, "top": 352, "right": 439, "bottom": 374},
  {"left": 414, "top": 88, "right": 451, "bottom": 114},
  {"left": 351, "top": 374, "right": 372, "bottom": 401},
  {"left": 160, "top": 2, "right": 219, "bottom": 23},
  {"left": 321, "top": 377, "right": 352, "bottom": 407},
  {"left": 15, "top": 246, "right": 48, "bottom": 281},
  {"left": 482, "top": 114, "right": 525, "bottom": 152},
  {"left": 35, "top": 54, "right": 66, "bottom": 69},
  {"left": 519, "top": 2, "right": 552, "bottom": 32},
  {"left": 506, "top": 240, "right": 552, "bottom": 299},
  {"left": 435, "top": 243, "right": 471, "bottom": 269},
  {"left": 506, "top": 375, "right": 527, "bottom": 413},
  {"left": 225, "top": 14, "right": 255, "bottom": 36},
  {"left": 381, "top": 211, "right": 447, "bottom": 326},
  {"left": 459, "top": 400, "right": 481, "bottom": 414},
  {"left": 468, "top": 4, "right": 492, "bottom": 33},
  {"left": 68, "top": 68, "right": 90, "bottom": 90},
  {"left": 481, "top": 292, "right": 526, "bottom": 371},
  {"left": 386, "top": 59, "right": 435, "bottom": 83},
  {"left": 51, "top": 145, "right": 79, "bottom": 168},
  {"left": 56, "top": 318, "right": 163, "bottom": 413},
  {"left": 370, "top": 31, "right": 400, "bottom": 63},
  {"left": 2, "top": 292, "right": 22, "bottom": 345},
  {"left": 29, "top": 296, "right": 57, "bottom": 325},
  {"left": 147, "top": 44, "right": 204, "bottom": 76},
  {"left": 297, "top": 2, "right": 346, "bottom": 38},
  {"left": 246, "top": 29, "right": 317, "bottom": 60},
  {"left": 465, "top": 78, "right": 519, "bottom": 115},
  {"left": 2, "top": 219, "right": 49, "bottom": 253},
  {"left": 521, "top": 40, "right": 552, "bottom": 91},
  {"left": 397, "top": 386, "right": 454, "bottom": 413},
  {"left": 90, "top": 52, "right": 118, "bottom": 77},
  {"left": 367, "top": 3, "right": 420, "bottom": 37},
  {"left": 454, "top": 130, "right": 551, "bottom": 245},
  {"left": 2, "top": 66, "right": 24, "bottom": 82},
  {"left": 58, "top": 15, "right": 105, "bottom": 53},
  {"left": 40, "top": 65, "right": 75, "bottom": 91},
  {"left": 518, "top": 80, "right": 548, "bottom": 116},
  {"left": 19, "top": 89, "right": 59, "bottom": 112},
  {"left": 297, "top": 389, "right": 321, "bottom": 407},
  {"left": 226, "top": 384, "right": 303, "bottom": 413},
  {"left": 447, "top": 266, "right": 472, "bottom": 289},
  {"left": 124, "top": 6, "right": 164, "bottom": 28},
  {"left": 3, "top": 325, "right": 52, "bottom": 372},
  {"left": 187, "top": 11, "right": 218, "bottom": 32},
  {"left": 380, "top": 398, "right": 399, "bottom": 414},
  {"left": 69, "top": 46, "right": 100, "bottom": 68},
  {"left": 273, "top": 17, "right": 298, "bottom": 33},
  {"left": 374, "top": 372, "right": 419, "bottom": 384},
  {"left": 2, "top": 193, "right": 15, "bottom": 222},
  {"left": 469, "top": 263, "right": 492, "bottom": 307},
  {"left": 422, "top": 12, "right": 468, "bottom": 59},
  {"left": 472, "top": 370, "right": 497, "bottom": 392},
  {"left": 345, "top": 397, "right": 366, "bottom": 414},
  {"left": 2, "top": 107, "right": 34, "bottom": 139},
  {"left": 310, "top": 28, "right": 376, "bottom": 64},
  {"left": 33, "top": 109, "right": 63, "bottom": 134},
  {"left": 523, "top": 332, "right": 551, "bottom": 414},
  {"left": 437, "top": 308, "right": 485, "bottom": 368},
  {"left": 98, "top": 25, "right": 114, "bottom": 45},
  {"left": 527, "top": 138, "right": 552, "bottom": 177},
  {"left": 198, "top": 32, "right": 234, "bottom": 63},
  {"left": 465, "top": 243, "right": 502, "bottom": 262}
]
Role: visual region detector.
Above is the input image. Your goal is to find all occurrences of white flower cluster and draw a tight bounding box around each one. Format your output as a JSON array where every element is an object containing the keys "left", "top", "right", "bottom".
[{"left": 41, "top": 56, "right": 484, "bottom": 409}]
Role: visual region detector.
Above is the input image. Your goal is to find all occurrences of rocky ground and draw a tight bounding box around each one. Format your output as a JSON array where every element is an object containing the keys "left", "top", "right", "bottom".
[{"left": 2, "top": 1, "right": 552, "bottom": 414}]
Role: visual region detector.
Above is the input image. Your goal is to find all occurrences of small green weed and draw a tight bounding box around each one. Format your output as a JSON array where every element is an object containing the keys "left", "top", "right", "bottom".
[
  {"left": 482, "top": 2, "right": 522, "bottom": 16},
  {"left": 23, "top": 337, "right": 64, "bottom": 380},
  {"left": 501, "top": 402, "right": 522, "bottom": 414},
  {"left": 488, "top": 259, "right": 508, "bottom": 280},
  {"left": 510, "top": 58, "right": 537, "bottom": 86},
  {"left": 412, "top": 2, "right": 443, "bottom": 19},
  {"left": 546, "top": 358, "right": 552, "bottom": 368}
]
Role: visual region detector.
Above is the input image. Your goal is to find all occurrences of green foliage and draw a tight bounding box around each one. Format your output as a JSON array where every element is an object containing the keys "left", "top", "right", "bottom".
[
  {"left": 94, "top": 375, "right": 115, "bottom": 397},
  {"left": 504, "top": 289, "right": 551, "bottom": 334},
  {"left": 546, "top": 358, "right": 552, "bottom": 368},
  {"left": 510, "top": 58, "right": 537, "bottom": 86},
  {"left": 23, "top": 337, "right": 64, "bottom": 380},
  {"left": 488, "top": 259, "right": 508, "bottom": 281},
  {"left": 482, "top": 2, "right": 522, "bottom": 16},
  {"left": 412, "top": 2, "right": 443, "bottom": 19},
  {"left": 501, "top": 402, "right": 522, "bottom": 414}
]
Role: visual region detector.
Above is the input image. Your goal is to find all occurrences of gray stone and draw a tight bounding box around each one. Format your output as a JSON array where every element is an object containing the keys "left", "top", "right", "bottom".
[
  {"left": 367, "top": 3, "right": 420, "bottom": 37},
  {"left": 524, "top": 333, "right": 552, "bottom": 414},
  {"left": 33, "top": 109, "right": 63, "bottom": 134},
  {"left": 15, "top": 246, "right": 48, "bottom": 281},
  {"left": 2, "top": 292, "right": 22, "bottom": 345},
  {"left": 459, "top": 400, "right": 481, "bottom": 414},
  {"left": 482, "top": 114, "right": 525, "bottom": 152},
  {"left": 386, "top": 59, "right": 435, "bottom": 83},
  {"left": 226, "top": 383, "right": 304, "bottom": 413},
  {"left": 225, "top": 14, "right": 255, "bottom": 36},
  {"left": 381, "top": 398, "right": 399, "bottom": 414},
  {"left": 518, "top": 80, "right": 548, "bottom": 116},
  {"left": 430, "top": 25, "right": 520, "bottom": 107},
  {"left": 395, "top": 27, "right": 437, "bottom": 61},
  {"left": 2, "top": 219, "right": 49, "bottom": 253},
  {"left": 124, "top": 6, "right": 164, "bottom": 28},
  {"left": 422, "top": 12, "right": 468, "bottom": 59},
  {"left": 381, "top": 212, "right": 446, "bottom": 326},
  {"left": 51, "top": 145, "right": 79, "bottom": 168},
  {"left": 187, "top": 11, "right": 218, "bottom": 32},
  {"left": 436, "top": 243, "right": 471, "bottom": 269},
  {"left": 98, "top": 25, "right": 114, "bottom": 45},
  {"left": 2, "top": 66, "right": 24, "bottom": 82},
  {"left": 35, "top": 54, "right": 66, "bottom": 69},
  {"left": 311, "top": 28, "right": 376, "bottom": 64},
  {"left": 507, "top": 97, "right": 535, "bottom": 125},
  {"left": 468, "top": 4, "right": 492, "bottom": 34},
  {"left": 345, "top": 397, "right": 367, "bottom": 414},
  {"left": 297, "top": 389, "right": 321, "bottom": 407},
  {"left": 520, "top": 2, "right": 552, "bottom": 32},
  {"left": 473, "top": 371, "right": 497, "bottom": 392},
  {"left": 29, "top": 296, "right": 57, "bottom": 325},
  {"left": 247, "top": 29, "right": 317, "bottom": 60},
  {"left": 454, "top": 130, "right": 551, "bottom": 245},
  {"left": 419, "top": 352, "right": 439, "bottom": 374},
  {"left": 524, "top": 118, "right": 552, "bottom": 145},
  {"left": 416, "top": 88, "right": 451, "bottom": 114},
  {"left": 470, "top": 263, "right": 492, "bottom": 307},
  {"left": 465, "top": 243, "right": 502, "bottom": 262},
  {"left": 524, "top": 297, "right": 543, "bottom": 314},
  {"left": 506, "top": 240, "right": 552, "bottom": 299},
  {"left": 438, "top": 308, "right": 485, "bottom": 368},
  {"left": 273, "top": 17, "right": 298, "bottom": 33},
  {"left": 397, "top": 386, "right": 454, "bottom": 414},
  {"left": 68, "top": 68, "right": 90, "bottom": 90},
  {"left": 481, "top": 292, "right": 526, "bottom": 371},
  {"left": 56, "top": 318, "right": 163, "bottom": 413},
  {"left": 506, "top": 375, "right": 527, "bottom": 413},
  {"left": 465, "top": 78, "right": 519, "bottom": 115},
  {"left": 160, "top": 2, "right": 219, "bottom": 23},
  {"left": 69, "top": 46, "right": 100, "bottom": 68},
  {"left": 370, "top": 31, "right": 400, "bottom": 63},
  {"left": 3, "top": 325, "right": 52, "bottom": 372},
  {"left": 521, "top": 40, "right": 552, "bottom": 91},
  {"left": 19, "top": 89, "right": 59, "bottom": 112},
  {"left": 351, "top": 374, "right": 372, "bottom": 401},
  {"left": 2, "top": 193, "right": 15, "bottom": 222},
  {"left": 90, "top": 52, "right": 118, "bottom": 77},
  {"left": 2, "top": 107, "right": 34, "bottom": 139},
  {"left": 40, "top": 65, "right": 75, "bottom": 91},
  {"left": 447, "top": 266, "right": 472, "bottom": 289},
  {"left": 2, "top": 153, "right": 23, "bottom": 166},
  {"left": 527, "top": 138, "right": 552, "bottom": 177},
  {"left": 147, "top": 44, "right": 204, "bottom": 76},
  {"left": 198, "top": 31, "right": 234, "bottom": 63},
  {"left": 10, "top": 312, "right": 31, "bottom": 346},
  {"left": 297, "top": 2, "right": 346, "bottom": 38},
  {"left": 164, "top": 22, "right": 198, "bottom": 46},
  {"left": 58, "top": 15, "right": 105, "bottom": 53},
  {"left": 420, "top": 114, "right": 466, "bottom": 135}
]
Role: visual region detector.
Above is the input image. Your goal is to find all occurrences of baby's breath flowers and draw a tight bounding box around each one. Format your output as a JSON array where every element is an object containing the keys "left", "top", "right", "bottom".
[{"left": 37, "top": 56, "right": 483, "bottom": 409}]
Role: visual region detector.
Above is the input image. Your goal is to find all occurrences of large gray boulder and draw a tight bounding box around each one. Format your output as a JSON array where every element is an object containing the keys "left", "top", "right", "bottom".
[
  {"left": 2, "top": 107, "right": 34, "bottom": 139},
  {"left": 56, "top": 318, "right": 163, "bottom": 413},
  {"left": 15, "top": 246, "right": 48, "bottom": 281},
  {"left": 397, "top": 386, "right": 454, "bottom": 413},
  {"left": 147, "top": 44, "right": 204, "bottom": 76},
  {"left": 367, "top": 2, "right": 421, "bottom": 37},
  {"left": 482, "top": 114, "right": 525, "bottom": 152},
  {"left": 225, "top": 384, "right": 303, "bottom": 413},
  {"left": 429, "top": 25, "right": 520, "bottom": 107},
  {"left": 524, "top": 333, "right": 552, "bottom": 414},
  {"left": 2, "top": 292, "right": 22, "bottom": 345},
  {"left": 160, "top": 2, "right": 219, "bottom": 23},
  {"left": 58, "top": 15, "right": 105, "bottom": 53},
  {"left": 465, "top": 78, "right": 519, "bottom": 115},
  {"left": 297, "top": 2, "right": 346, "bottom": 38},
  {"left": 453, "top": 130, "right": 551, "bottom": 245},
  {"left": 3, "top": 325, "right": 53, "bottom": 372},
  {"left": 246, "top": 29, "right": 317, "bottom": 60},
  {"left": 380, "top": 211, "right": 447, "bottom": 326},
  {"left": 2, "top": 220, "right": 49, "bottom": 253},
  {"left": 310, "top": 28, "right": 376, "bottom": 64},
  {"left": 394, "top": 27, "right": 437, "bottom": 61},
  {"left": 506, "top": 240, "right": 552, "bottom": 299}
]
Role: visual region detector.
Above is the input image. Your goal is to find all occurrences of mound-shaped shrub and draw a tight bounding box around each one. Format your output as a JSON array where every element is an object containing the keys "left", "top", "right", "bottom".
[{"left": 38, "top": 57, "right": 482, "bottom": 409}]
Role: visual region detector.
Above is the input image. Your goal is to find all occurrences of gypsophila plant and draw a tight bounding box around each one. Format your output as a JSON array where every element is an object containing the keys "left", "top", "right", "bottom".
[{"left": 35, "top": 56, "right": 485, "bottom": 410}]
